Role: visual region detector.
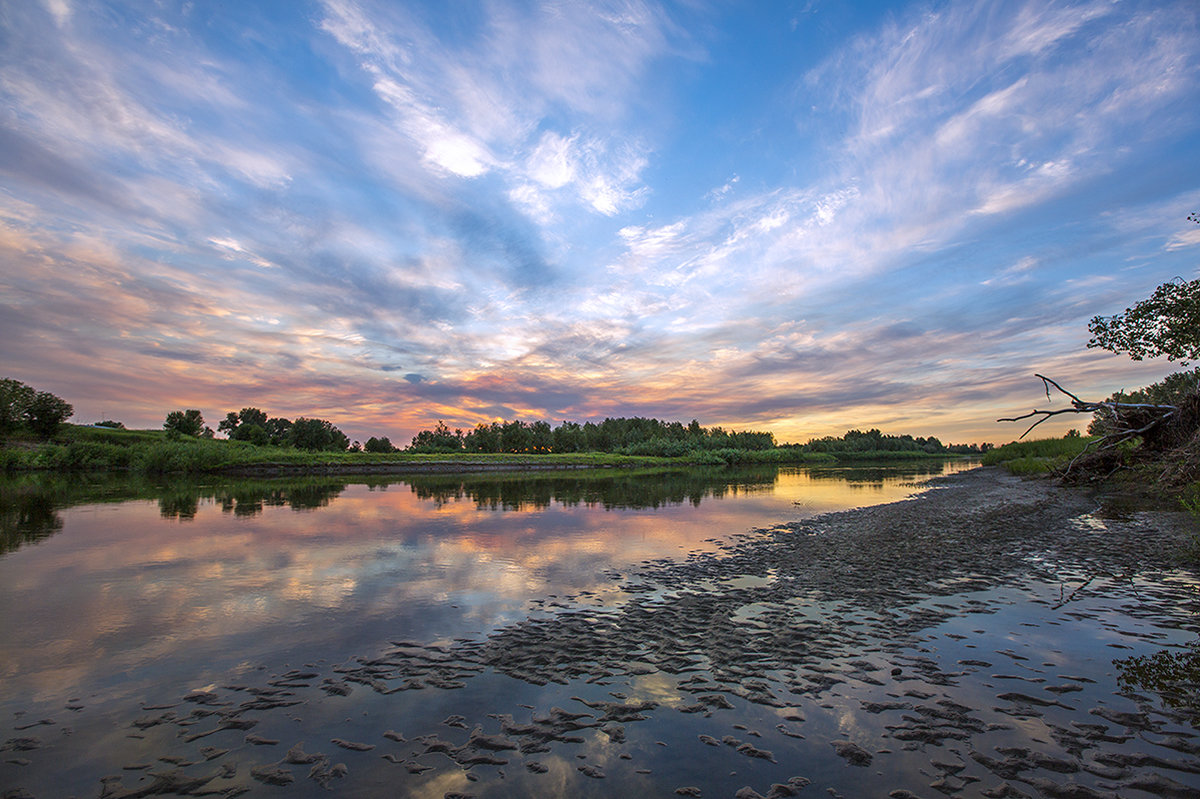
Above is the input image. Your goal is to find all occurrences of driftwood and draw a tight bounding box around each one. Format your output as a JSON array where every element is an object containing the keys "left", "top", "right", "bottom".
[{"left": 999, "top": 375, "right": 1180, "bottom": 473}]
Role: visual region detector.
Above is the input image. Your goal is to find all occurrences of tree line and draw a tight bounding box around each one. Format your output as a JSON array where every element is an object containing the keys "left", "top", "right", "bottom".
[
  {"left": 170, "top": 407, "right": 353, "bottom": 452},
  {"left": 796, "top": 428, "right": 985, "bottom": 455},
  {"left": 405, "top": 417, "right": 985, "bottom": 456},
  {"left": 407, "top": 417, "right": 777, "bottom": 455}
]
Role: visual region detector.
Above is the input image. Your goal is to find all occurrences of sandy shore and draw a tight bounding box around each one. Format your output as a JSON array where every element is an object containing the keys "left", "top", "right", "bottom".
[{"left": 5, "top": 466, "right": 1199, "bottom": 798}]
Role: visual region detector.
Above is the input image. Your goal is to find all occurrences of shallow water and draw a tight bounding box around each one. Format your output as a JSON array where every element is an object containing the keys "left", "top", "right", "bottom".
[{"left": 2, "top": 460, "right": 1198, "bottom": 798}]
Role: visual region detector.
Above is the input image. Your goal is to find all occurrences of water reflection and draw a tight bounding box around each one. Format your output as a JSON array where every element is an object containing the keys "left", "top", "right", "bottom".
[
  {"left": 0, "top": 480, "right": 63, "bottom": 555},
  {"left": 0, "top": 460, "right": 967, "bottom": 549},
  {"left": 405, "top": 466, "right": 778, "bottom": 510},
  {"left": 1115, "top": 644, "right": 1200, "bottom": 712},
  {"left": 159, "top": 480, "right": 348, "bottom": 519},
  {"left": 0, "top": 461, "right": 972, "bottom": 696}
]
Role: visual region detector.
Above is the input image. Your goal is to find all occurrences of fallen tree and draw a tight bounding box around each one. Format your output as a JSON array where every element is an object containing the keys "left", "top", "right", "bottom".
[
  {"left": 1000, "top": 374, "right": 1179, "bottom": 443},
  {"left": 998, "top": 374, "right": 1198, "bottom": 480}
]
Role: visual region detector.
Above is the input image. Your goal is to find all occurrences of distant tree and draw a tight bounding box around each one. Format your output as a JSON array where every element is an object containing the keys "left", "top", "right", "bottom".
[
  {"left": 218, "top": 411, "right": 240, "bottom": 436},
  {"left": 364, "top": 436, "right": 394, "bottom": 453},
  {"left": 0, "top": 378, "right": 36, "bottom": 436},
  {"left": 266, "top": 417, "right": 292, "bottom": 446},
  {"left": 288, "top": 417, "right": 349, "bottom": 451},
  {"left": 463, "top": 423, "right": 500, "bottom": 453},
  {"left": 26, "top": 390, "right": 73, "bottom": 439},
  {"left": 349, "top": 440, "right": 362, "bottom": 452},
  {"left": 231, "top": 423, "right": 269, "bottom": 446},
  {"left": 94, "top": 420, "right": 125, "bottom": 429},
  {"left": 219, "top": 407, "right": 270, "bottom": 437},
  {"left": 409, "top": 420, "right": 463, "bottom": 452},
  {"left": 163, "top": 409, "right": 205, "bottom": 437}
]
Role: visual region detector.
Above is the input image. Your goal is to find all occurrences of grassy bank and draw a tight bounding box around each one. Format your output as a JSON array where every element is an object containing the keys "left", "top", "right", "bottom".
[
  {"left": 981, "top": 435, "right": 1098, "bottom": 475},
  {"left": 0, "top": 425, "right": 976, "bottom": 475}
]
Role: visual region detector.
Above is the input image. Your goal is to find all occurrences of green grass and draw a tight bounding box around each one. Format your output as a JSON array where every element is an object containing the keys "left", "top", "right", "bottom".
[{"left": 981, "top": 435, "right": 1097, "bottom": 475}]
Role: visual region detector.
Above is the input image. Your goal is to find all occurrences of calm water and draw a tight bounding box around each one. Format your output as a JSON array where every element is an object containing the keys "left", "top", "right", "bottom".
[{"left": 2, "top": 460, "right": 1197, "bottom": 798}]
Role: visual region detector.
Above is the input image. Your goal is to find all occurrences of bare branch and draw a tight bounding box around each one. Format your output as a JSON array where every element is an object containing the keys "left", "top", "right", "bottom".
[{"left": 999, "top": 375, "right": 1179, "bottom": 444}]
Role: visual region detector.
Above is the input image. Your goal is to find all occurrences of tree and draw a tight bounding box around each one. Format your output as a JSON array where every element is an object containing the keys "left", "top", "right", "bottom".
[
  {"left": 265, "top": 416, "right": 292, "bottom": 446},
  {"left": 288, "top": 417, "right": 349, "bottom": 451},
  {"left": 231, "top": 423, "right": 269, "bottom": 446},
  {"left": 409, "top": 420, "right": 463, "bottom": 452},
  {"left": 26, "top": 390, "right": 73, "bottom": 439},
  {"left": 1088, "top": 214, "right": 1200, "bottom": 365},
  {"left": 364, "top": 436, "right": 394, "bottom": 453},
  {"left": 1088, "top": 278, "right": 1200, "bottom": 365},
  {"left": 164, "top": 409, "right": 205, "bottom": 437},
  {"left": 0, "top": 378, "right": 36, "bottom": 436},
  {"left": 218, "top": 411, "right": 241, "bottom": 436},
  {"left": 219, "top": 407, "right": 270, "bottom": 437}
]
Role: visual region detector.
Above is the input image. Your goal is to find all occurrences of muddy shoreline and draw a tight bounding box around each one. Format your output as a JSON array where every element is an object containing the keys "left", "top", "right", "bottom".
[{"left": 4, "top": 466, "right": 1199, "bottom": 798}]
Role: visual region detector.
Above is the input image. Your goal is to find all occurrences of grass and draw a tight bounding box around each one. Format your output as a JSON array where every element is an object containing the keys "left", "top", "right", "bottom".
[{"left": 981, "top": 435, "right": 1098, "bottom": 476}]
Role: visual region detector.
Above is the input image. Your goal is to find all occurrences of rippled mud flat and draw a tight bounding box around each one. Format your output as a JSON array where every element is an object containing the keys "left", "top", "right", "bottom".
[{"left": 4, "top": 467, "right": 1199, "bottom": 798}]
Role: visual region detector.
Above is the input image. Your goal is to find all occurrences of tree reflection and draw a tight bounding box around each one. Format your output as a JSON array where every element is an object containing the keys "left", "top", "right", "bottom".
[
  {"left": 158, "top": 480, "right": 349, "bottom": 519},
  {"left": 0, "top": 484, "right": 64, "bottom": 555},
  {"left": 405, "top": 467, "right": 781, "bottom": 511},
  {"left": 1115, "top": 645, "right": 1200, "bottom": 714}
]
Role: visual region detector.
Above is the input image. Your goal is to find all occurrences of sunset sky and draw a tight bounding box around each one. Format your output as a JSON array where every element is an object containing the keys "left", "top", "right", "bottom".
[{"left": 2, "top": 0, "right": 1199, "bottom": 446}]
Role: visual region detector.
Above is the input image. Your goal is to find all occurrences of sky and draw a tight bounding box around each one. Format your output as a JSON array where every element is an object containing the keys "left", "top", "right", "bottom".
[{"left": 2, "top": 0, "right": 1199, "bottom": 447}]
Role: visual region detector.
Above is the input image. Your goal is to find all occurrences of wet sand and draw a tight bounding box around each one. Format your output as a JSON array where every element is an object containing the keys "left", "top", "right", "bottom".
[{"left": 4, "top": 466, "right": 1199, "bottom": 798}]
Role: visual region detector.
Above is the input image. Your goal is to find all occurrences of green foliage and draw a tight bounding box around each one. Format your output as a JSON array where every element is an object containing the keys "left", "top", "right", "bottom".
[
  {"left": 26, "top": 390, "right": 74, "bottom": 439},
  {"left": 802, "top": 428, "right": 977, "bottom": 455},
  {"left": 1087, "top": 367, "right": 1200, "bottom": 436},
  {"left": 364, "top": 436, "right": 394, "bottom": 453},
  {"left": 219, "top": 407, "right": 274, "bottom": 439},
  {"left": 1088, "top": 277, "right": 1200, "bottom": 364},
  {"left": 288, "top": 417, "right": 350, "bottom": 451},
  {"left": 0, "top": 378, "right": 37, "bottom": 436},
  {"left": 231, "top": 423, "right": 269, "bottom": 446},
  {"left": 163, "top": 409, "right": 205, "bottom": 437},
  {"left": 411, "top": 420, "right": 465, "bottom": 452},
  {"left": 411, "top": 416, "right": 777, "bottom": 455},
  {"left": 94, "top": 420, "right": 125, "bottom": 429},
  {"left": 0, "top": 379, "right": 73, "bottom": 440}
]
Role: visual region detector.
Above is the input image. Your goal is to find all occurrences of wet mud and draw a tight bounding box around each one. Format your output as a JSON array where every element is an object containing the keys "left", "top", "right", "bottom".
[{"left": 3, "top": 467, "right": 1199, "bottom": 798}]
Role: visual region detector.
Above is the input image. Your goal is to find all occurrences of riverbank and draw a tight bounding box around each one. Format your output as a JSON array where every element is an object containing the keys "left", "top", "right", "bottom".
[{"left": 6, "top": 465, "right": 1196, "bottom": 798}]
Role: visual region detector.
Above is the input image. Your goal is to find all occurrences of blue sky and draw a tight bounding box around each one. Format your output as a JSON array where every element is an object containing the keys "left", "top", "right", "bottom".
[{"left": 2, "top": 0, "right": 1198, "bottom": 445}]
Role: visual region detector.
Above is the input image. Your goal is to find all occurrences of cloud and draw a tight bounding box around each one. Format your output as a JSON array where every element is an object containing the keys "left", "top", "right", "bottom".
[{"left": 317, "top": 0, "right": 672, "bottom": 219}]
